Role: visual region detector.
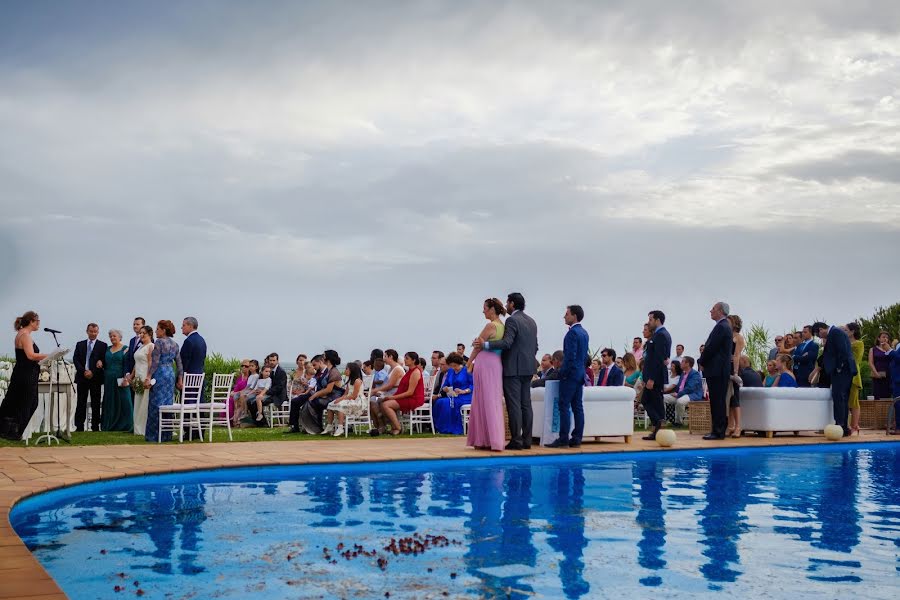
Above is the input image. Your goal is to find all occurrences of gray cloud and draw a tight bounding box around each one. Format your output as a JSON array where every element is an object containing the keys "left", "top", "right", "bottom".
[{"left": 776, "top": 150, "right": 900, "bottom": 183}]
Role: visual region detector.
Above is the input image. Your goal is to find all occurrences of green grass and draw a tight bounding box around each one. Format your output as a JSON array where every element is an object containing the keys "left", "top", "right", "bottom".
[{"left": 1, "top": 427, "right": 456, "bottom": 447}]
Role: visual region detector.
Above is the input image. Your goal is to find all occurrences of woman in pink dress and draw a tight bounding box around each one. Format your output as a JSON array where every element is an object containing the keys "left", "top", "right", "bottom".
[{"left": 467, "top": 298, "right": 507, "bottom": 452}]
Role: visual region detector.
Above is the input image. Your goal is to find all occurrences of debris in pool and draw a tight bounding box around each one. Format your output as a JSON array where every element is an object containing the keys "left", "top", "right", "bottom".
[
  {"left": 100, "top": 549, "right": 107, "bottom": 555},
  {"left": 136, "top": 589, "right": 144, "bottom": 596},
  {"left": 133, "top": 581, "right": 139, "bottom": 587},
  {"left": 114, "top": 585, "right": 123, "bottom": 592},
  {"left": 117, "top": 572, "right": 126, "bottom": 579},
  {"left": 450, "top": 572, "right": 457, "bottom": 579}
]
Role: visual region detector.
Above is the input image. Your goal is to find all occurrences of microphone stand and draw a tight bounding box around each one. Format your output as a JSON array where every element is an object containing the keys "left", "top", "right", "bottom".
[{"left": 35, "top": 331, "right": 73, "bottom": 445}]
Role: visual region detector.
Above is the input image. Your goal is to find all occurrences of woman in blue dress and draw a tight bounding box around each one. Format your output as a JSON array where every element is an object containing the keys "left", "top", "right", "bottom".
[
  {"left": 773, "top": 354, "right": 798, "bottom": 388},
  {"left": 144, "top": 320, "right": 183, "bottom": 442},
  {"left": 100, "top": 329, "right": 134, "bottom": 431},
  {"left": 433, "top": 352, "right": 473, "bottom": 434}
]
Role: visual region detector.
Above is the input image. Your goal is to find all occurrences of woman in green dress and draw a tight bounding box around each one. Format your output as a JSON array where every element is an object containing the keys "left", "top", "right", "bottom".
[
  {"left": 101, "top": 329, "right": 134, "bottom": 431},
  {"left": 846, "top": 322, "right": 865, "bottom": 435}
]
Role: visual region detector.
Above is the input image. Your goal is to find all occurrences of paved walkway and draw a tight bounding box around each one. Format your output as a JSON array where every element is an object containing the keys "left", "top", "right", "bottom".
[{"left": 1, "top": 430, "right": 896, "bottom": 599}]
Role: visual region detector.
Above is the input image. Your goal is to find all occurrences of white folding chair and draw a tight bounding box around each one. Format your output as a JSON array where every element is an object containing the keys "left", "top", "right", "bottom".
[
  {"left": 198, "top": 373, "right": 234, "bottom": 442},
  {"left": 267, "top": 380, "right": 292, "bottom": 428},
  {"left": 158, "top": 373, "right": 205, "bottom": 443},
  {"left": 461, "top": 404, "right": 471, "bottom": 434}
]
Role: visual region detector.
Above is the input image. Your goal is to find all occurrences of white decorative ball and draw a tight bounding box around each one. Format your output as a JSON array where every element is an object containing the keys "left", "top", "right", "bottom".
[
  {"left": 656, "top": 429, "right": 676, "bottom": 447},
  {"left": 823, "top": 424, "right": 844, "bottom": 441}
]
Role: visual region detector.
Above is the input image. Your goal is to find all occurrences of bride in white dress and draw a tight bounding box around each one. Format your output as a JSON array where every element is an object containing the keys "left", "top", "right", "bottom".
[{"left": 130, "top": 326, "right": 154, "bottom": 437}]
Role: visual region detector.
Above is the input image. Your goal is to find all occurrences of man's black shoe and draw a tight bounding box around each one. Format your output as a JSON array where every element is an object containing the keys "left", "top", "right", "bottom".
[
  {"left": 702, "top": 433, "right": 724, "bottom": 440},
  {"left": 642, "top": 433, "right": 657, "bottom": 441},
  {"left": 504, "top": 441, "right": 523, "bottom": 450},
  {"left": 568, "top": 441, "right": 581, "bottom": 448},
  {"left": 545, "top": 439, "right": 569, "bottom": 448},
  {"left": 284, "top": 427, "right": 300, "bottom": 434}
]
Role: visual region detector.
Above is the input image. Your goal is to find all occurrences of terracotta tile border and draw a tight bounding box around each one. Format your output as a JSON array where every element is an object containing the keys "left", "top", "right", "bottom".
[{"left": 0, "top": 431, "right": 896, "bottom": 597}]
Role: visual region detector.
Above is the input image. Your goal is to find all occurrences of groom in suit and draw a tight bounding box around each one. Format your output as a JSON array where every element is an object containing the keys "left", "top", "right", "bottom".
[
  {"left": 475, "top": 292, "right": 539, "bottom": 450},
  {"left": 698, "top": 302, "right": 734, "bottom": 440},
  {"left": 123, "top": 317, "right": 145, "bottom": 384},
  {"left": 73, "top": 323, "right": 108, "bottom": 431},
  {"left": 642, "top": 310, "right": 672, "bottom": 440},
  {"left": 548, "top": 305, "right": 589, "bottom": 448},
  {"left": 813, "top": 321, "right": 857, "bottom": 437}
]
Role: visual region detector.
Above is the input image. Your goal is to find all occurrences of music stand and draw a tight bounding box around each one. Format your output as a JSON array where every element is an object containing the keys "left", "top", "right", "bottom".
[{"left": 36, "top": 348, "right": 71, "bottom": 446}]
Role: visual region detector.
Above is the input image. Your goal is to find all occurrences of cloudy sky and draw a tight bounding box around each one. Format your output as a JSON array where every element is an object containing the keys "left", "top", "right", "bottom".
[{"left": 1, "top": 0, "right": 899, "bottom": 364}]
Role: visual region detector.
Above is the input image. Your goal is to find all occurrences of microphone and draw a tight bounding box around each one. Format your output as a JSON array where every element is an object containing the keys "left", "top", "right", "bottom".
[{"left": 44, "top": 327, "right": 63, "bottom": 334}]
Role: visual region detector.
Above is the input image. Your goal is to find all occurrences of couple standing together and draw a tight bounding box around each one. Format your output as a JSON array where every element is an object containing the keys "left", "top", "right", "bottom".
[{"left": 466, "top": 293, "right": 538, "bottom": 451}]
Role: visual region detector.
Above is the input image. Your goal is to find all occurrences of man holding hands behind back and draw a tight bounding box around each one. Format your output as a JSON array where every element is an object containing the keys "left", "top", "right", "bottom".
[
  {"left": 547, "top": 305, "right": 589, "bottom": 448},
  {"left": 813, "top": 321, "right": 857, "bottom": 437},
  {"left": 642, "top": 310, "right": 672, "bottom": 440}
]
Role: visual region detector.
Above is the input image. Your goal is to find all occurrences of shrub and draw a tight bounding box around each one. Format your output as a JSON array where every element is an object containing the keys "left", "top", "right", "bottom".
[{"left": 202, "top": 353, "right": 241, "bottom": 400}]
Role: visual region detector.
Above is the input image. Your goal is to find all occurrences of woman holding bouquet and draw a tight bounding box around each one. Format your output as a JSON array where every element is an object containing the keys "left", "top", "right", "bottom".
[
  {"left": 130, "top": 325, "right": 154, "bottom": 436},
  {"left": 100, "top": 329, "right": 133, "bottom": 431},
  {"left": 145, "top": 320, "right": 182, "bottom": 442}
]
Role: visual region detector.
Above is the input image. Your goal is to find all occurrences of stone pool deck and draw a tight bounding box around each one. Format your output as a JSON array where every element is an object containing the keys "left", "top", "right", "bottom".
[{"left": 1, "top": 430, "right": 897, "bottom": 599}]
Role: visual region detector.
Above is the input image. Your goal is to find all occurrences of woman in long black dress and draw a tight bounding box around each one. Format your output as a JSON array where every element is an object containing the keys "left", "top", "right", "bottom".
[{"left": 0, "top": 311, "right": 48, "bottom": 440}]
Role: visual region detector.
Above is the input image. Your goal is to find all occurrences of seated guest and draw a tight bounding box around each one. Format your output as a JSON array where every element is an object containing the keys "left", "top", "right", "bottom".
[
  {"left": 291, "top": 354, "right": 308, "bottom": 391},
  {"left": 664, "top": 356, "right": 703, "bottom": 424},
  {"left": 362, "top": 360, "right": 374, "bottom": 376},
  {"left": 370, "top": 350, "right": 392, "bottom": 391},
  {"left": 417, "top": 357, "right": 428, "bottom": 371},
  {"left": 432, "top": 356, "right": 448, "bottom": 397},
  {"left": 433, "top": 352, "right": 473, "bottom": 434},
  {"left": 250, "top": 366, "right": 273, "bottom": 423},
  {"left": 590, "top": 358, "right": 602, "bottom": 385},
  {"left": 286, "top": 355, "right": 325, "bottom": 433},
  {"left": 773, "top": 354, "right": 798, "bottom": 388},
  {"left": 596, "top": 348, "right": 625, "bottom": 386},
  {"left": 623, "top": 352, "right": 641, "bottom": 388},
  {"left": 615, "top": 356, "right": 625, "bottom": 371},
  {"left": 738, "top": 355, "right": 763, "bottom": 387},
  {"left": 663, "top": 360, "right": 683, "bottom": 393},
  {"left": 232, "top": 359, "right": 259, "bottom": 425},
  {"left": 535, "top": 353, "right": 553, "bottom": 381},
  {"left": 325, "top": 362, "right": 366, "bottom": 436},
  {"left": 368, "top": 349, "right": 405, "bottom": 435},
  {"left": 247, "top": 353, "right": 289, "bottom": 427},
  {"left": 763, "top": 360, "right": 778, "bottom": 387},
  {"left": 378, "top": 352, "right": 424, "bottom": 436},
  {"left": 300, "top": 349, "right": 344, "bottom": 434},
  {"left": 584, "top": 356, "right": 594, "bottom": 387},
  {"left": 532, "top": 350, "right": 562, "bottom": 388}
]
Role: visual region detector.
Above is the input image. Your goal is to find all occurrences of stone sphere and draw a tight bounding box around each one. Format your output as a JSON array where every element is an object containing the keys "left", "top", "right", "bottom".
[
  {"left": 656, "top": 429, "right": 676, "bottom": 447},
  {"left": 823, "top": 424, "right": 844, "bottom": 441}
]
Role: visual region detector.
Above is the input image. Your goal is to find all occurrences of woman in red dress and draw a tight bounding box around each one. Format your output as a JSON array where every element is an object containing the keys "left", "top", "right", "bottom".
[{"left": 380, "top": 351, "right": 424, "bottom": 435}]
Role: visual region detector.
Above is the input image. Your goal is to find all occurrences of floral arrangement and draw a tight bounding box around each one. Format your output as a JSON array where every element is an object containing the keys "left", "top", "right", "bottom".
[{"left": 131, "top": 378, "right": 145, "bottom": 394}]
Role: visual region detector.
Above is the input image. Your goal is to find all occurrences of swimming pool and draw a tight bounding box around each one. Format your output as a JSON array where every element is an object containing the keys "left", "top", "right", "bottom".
[{"left": 10, "top": 443, "right": 899, "bottom": 599}]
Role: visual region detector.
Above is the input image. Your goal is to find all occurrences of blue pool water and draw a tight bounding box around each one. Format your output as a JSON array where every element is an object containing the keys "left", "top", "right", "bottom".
[{"left": 10, "top": 443, "right": 900, "bottom": 599}]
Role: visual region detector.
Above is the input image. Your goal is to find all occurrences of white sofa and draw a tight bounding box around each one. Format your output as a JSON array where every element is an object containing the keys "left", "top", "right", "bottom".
[
  {"left": 532, "top": 382, "right": 635, "bottom": 445},
  {"left": 740, "top": 387, "right": 834, "bottom": 437}
]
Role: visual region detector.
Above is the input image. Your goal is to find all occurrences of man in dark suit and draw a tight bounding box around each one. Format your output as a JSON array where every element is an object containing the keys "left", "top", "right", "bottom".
[
  {"left": 698, "top": 302, "right": 734, "bottom": 440},
  {"left": 642, "top": 310, "right": 672, "bottom": 440},
  {"left": 792, "top": 325, "right": 819, "bottom": 387},
  {"left": 249, "top": 352, "right": 288, "bottom": 427},
  {"left": 531, "top": 351, "right": 562, "bottom": 388},
  {"left": 179, "top": 316, "right": 207, "bottom": 395},
  {"left": 738, "top": 356, "right": 763, "bottom": 388},
  {"left": 813, "top": 321, "right": 857, "bottom": 437},
  {"left": 475, "top": 292, "right": 539, "bottom": 450},
  {"left": 548, "top": 305, "right": 590, "bottom": 448},
  {"left": 596, "top": 348, "right": 625, "bottom": 386},
  {"left": 123, "top": 317, "right": 145, "bottom": 384},
  {"left": 73, "top": 322, "right": 108, "bottom": 431}
]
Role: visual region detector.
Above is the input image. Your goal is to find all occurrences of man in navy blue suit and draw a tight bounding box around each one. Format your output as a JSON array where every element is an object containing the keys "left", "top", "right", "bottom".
[
  {"left": 698, "top": 302, "right": 734, "bottom": 440},
  {"left": 179, "top": 316, "right": 207, "bottom": 397},
  {"left": 596, "top": 348, "right": 624, "bottom": 386},
  {"left": 813, "top": 321, "right": 857, "bottom": 437},
  {"left": 642, "top": 310, "right": 672, "bottom": 440},
  {"left": 792, "top": 325, "right": 819, "bottom": 387},
  {"left": 548, "top": 305, "right": 589, "bottom": 448}
]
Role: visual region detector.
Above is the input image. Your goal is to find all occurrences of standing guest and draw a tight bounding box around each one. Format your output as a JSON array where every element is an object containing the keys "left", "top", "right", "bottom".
[
  {"left": 622, "top": 353, "right": 641, "bottom": 388},
  {"left": 726, "top": 314, "right": 745, "bottom": 438},
  {"left": 73, "top": 322, "right": 108, "bottom": 432},
  {"left": 474, "top": 292, "right": 539, "bottom": 451},
  {"left": 777, "top": 333, "right": 796, "bottom": 356},
  {"left": 886, "top": 333, "right": 900, "bottom": 433},
  {"left": 0, "top": 312, "right": 47, "bottom": 440},
  {"left": 764, "top": 360, "right": 778, "bottom": 387},
  {"left": 531, "top": 350, "right": 562, "bottom": 388},
  {"left": 792, "top": 326, "right": 819, "bottom": 388},
  {"left": 869, "top": 331, "right": 893, "bottom": 399},
  {"left": 123, "top": 317, "right": 145, "bottom": 384},
  {"left": 247, "top": 352, "right": 288, "bottom": 427},
  {"left": 456, "top": 343, "right": 470, "bottom": 364},
  {"left": 664, "top": 357, "right": 704, "bottom": 425},
  {"left": 434, "top": 352, "right": 473, "bottom": 434},
  {"left": 368, "top": 349, "right": 405, "bottom": 435},
  {"left": 773, "top": 354, "right": 798, "bottom": 387},
  {"left": 548, "top": 305, "right": 589, "bottom": 448},
  {"left": 631, "top": 337, "right": 644, "bottom": 362},
  {"left": 596, "top": 348, "right": 625, "bottom": 386},
  {"left": 300, "top": 350, "right": 344, "bottom": 435},
  {"left": 379, "top": 352, "right": 424, "bottom": 435},
  {"left": 467, "top": 298, "right": 508, "bottom": 451},
  {"left": 179, "top": 317, "right": 207, "bottom": 394},
  {"left": 738, "top": 356, "right": 763, "bottom": 387},
  {"left": 768, "top": 336, "right": 784, "bottom": 361},
  {"left": 100, "top": 329, "right": 133, "bottom": 432},
  {"left": 641, "top": 310, "right": 672, "bottom": 441},
  {"left": 673, "top": 344, "right": 685, "bottom": 362},
  {"left": 846, "top": 322, "right": 865, "bottom": 435},
  {"left": 326, "top": 362, "right": 367, "bottom": 437},
  {"left": 698, "top": 301, "right": 734, "bottom": 440},
  {"left": 144, "top": 320, "right": 183, "bottom": 442},
  {"left": 813, "top": 321, "right": 857, "bottom": 437},
  {"left": 129, "top": 325, "right": 154, "bottom": 436}
]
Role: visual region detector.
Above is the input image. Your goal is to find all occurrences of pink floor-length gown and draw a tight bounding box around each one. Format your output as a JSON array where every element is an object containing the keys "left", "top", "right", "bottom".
[{"left": 467, "top": 350, "right": 506, "bottom": 451}]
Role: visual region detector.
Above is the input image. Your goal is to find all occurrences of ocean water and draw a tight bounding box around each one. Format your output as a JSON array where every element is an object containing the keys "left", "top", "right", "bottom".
[{"left": 10, "top": 443, "right": 900, "bottom": 599}]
